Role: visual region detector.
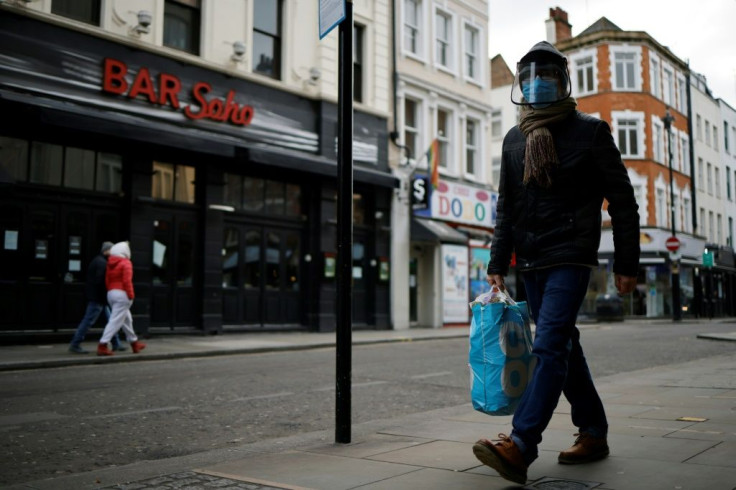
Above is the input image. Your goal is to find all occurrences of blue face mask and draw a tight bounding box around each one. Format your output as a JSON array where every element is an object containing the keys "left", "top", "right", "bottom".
[{"left": 521, "top": 78, "right": 559, "bottom": 108}]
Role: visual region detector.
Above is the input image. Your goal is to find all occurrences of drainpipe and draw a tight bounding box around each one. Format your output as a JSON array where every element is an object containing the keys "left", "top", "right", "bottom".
[{"left": 686, "top": 65, "right": 697, "bottom": 234}]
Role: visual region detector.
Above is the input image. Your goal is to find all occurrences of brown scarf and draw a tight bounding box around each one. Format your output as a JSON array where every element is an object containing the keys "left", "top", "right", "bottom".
[{"left": 518, "top": 98, "right": 577, "bottom": 187}]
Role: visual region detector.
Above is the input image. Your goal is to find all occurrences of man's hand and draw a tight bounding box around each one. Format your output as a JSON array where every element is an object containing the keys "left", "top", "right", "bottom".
[
  {"left": 487, "top": 274, "right": 505, "bottom": 291},
  {"left": 615, "top": 274, "right": 637, "bottom": 295}
]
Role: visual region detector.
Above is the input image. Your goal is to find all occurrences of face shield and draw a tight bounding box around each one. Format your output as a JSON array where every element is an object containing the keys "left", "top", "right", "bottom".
[{"left": 511, "top": 61, "right": 571, "bottom": 108}]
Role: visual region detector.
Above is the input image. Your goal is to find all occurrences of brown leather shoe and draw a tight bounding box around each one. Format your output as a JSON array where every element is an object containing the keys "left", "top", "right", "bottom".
[
  {"left": 558, "top": 432, "right": 609, "bottom": 464},
  {"left": 473, "top": 434, "right": 528, "bottom": 484}
]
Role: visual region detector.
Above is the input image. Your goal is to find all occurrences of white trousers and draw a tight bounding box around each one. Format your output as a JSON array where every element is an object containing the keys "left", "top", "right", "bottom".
[{"left": 100, "top": 289, "right": 137, "bottom": 344}]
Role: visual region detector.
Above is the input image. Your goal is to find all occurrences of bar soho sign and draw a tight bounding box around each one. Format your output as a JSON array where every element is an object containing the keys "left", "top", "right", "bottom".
[{"left": 101, "top": 58, "right": 255, "bottom": 126}]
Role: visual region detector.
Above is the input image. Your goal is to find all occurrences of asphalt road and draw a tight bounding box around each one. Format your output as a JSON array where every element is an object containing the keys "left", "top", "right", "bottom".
[{"left": 0, "top": 320, "right": 734, "bottom": 486}]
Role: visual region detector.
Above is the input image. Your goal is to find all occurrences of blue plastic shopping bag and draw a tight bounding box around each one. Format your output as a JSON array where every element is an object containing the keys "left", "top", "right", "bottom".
[{"left": 468, "top": 289, "right": 535, "bottom": 415}]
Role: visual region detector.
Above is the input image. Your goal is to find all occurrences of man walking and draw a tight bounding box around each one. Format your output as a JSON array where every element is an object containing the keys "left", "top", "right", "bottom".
[
  {"left": 473, "top": 41, "right": 640, "bottom": 485},
  {"left": 68, "top": 241, "right": 124, "bottom": 354}
]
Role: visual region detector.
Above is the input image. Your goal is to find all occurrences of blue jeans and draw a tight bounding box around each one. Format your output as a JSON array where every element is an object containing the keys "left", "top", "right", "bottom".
[
  {"left": 70, "top": 301, "right": 121, "bottom": 349},
  {"left": 510, "top": 265, "right": 607, "bottom": 464}
]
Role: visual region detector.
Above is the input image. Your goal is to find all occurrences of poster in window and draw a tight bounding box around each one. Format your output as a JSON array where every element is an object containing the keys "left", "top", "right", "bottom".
[
  {"left": 69, "top": 236, "right": 81, "bottom": 256},
  {"left": 440, "top": 244, "right": 469, "bottom": 323},
  {"left": 324, "top": 253, "right": 336, "bottom": 278},
  {"left": 35, "top": 240, "right": 48, "bottom": 259},
  {"left": 4, "top": 230, "right": 18, "bottom": 250},
  {"left": 379, "top": 258, "right": 390, "bottom": 281}
]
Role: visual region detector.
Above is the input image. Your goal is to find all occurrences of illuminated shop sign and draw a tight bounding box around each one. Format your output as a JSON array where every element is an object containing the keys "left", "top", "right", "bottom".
[{"left": 101, "top": 58, "right": 255, "bottom": 126}]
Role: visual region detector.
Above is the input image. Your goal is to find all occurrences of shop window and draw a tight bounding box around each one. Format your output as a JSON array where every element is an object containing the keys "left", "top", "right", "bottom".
[
  {"left": 265, "top": 179, "right": 285, "bottom": 215},
  {"left": 52, "top": 0, "right": 100, "bottom": 26},
  {"left": 243, "top": 177, "right": 265, "bottom": 213},
  {"left": 96, "top": 153, "right": 122, "bottom": 194},
  {"left": 285, "top": 183, "right": 301, "bottom": 217},
  {"left": 152, "top": 162, "right": 196, "bottom": 204},
  {"left": 30, "top": 142, "right": 63, "bottom": 186},
  {"left": 177, "top": 221, "right": 194, "bottom": 286},
  {"left": 244, "top": 230, "right": 261, "bottom": 288},
  {"left": 222, "top": 228, "right": 239, "bottom": 288},
  {"left": 164, "top": 0, "right": 201, "bottom": 55},
  {"left": 252, "top": 0, "right": 282, "bottom": 79},
  {"left": 223, "top": 173, "right": 243, "bottom": 209},
  {"left": 285, "top": 232, "right": 299, "bottom": 291},
  {"left": 266, "top": 232, "right": 280, "bottom": 289},
  {"left": 152, "top": 221, "right": 170, "bottom": 285},
  {"left": 0, "top": 136, "right": 29, "bottom": 181},
  {"left": 64, "top": 147, "right": 96, "bottom": 190}
]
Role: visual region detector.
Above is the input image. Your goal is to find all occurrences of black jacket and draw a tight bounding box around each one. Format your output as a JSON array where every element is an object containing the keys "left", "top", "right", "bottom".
[
  {"left": 488, "top": 111, "right": 640, "bottom": 277},
  {"left": 85, "top": 253, "right": 108, "bottom": 303}
]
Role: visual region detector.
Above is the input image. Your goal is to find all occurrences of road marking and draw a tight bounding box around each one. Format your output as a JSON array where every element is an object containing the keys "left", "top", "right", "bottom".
[
  {"left": 410, "top": 371, "right": 453, "bottom": 379},
  {"left": 88, "top": 406, "right": 183, "bottom": 419},
  {"left": 312, "top": 380, "right": 388, "bottom": 392},
  {"left": 231, "top": 392, "right": 294, "bottom": 402}
]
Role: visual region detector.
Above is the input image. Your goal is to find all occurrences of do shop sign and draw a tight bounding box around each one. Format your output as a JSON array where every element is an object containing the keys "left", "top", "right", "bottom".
[{"left": 424, "top": 179, "right": 496, "bottom": 228}]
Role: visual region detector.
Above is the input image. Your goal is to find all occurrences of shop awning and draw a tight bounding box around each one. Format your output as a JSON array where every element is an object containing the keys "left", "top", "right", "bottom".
[{"left": 411, "top": 218, "right": 467, "bottom": 244}]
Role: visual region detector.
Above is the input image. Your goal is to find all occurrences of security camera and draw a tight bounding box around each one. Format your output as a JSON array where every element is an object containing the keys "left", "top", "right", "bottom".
[
  {"left": 309, "top": 67, "right": 321, "bottom": 82},
  {"left": 137, "top": 10, "right": 152, "bottom": 28},
  {"left": 233, "top": 41, "right": 246, "bottom": 57}
]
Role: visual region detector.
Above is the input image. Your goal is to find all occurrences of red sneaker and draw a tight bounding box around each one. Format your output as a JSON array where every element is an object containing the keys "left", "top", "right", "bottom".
[
  {"left": 97, "top": 343, "right": 114, "bottom": 356},
  {"left": 131, "top": 341, "right": 146, "bottom": 354},
  {"left": 473, "top": 434, "right": 528, "bottom": 485}
]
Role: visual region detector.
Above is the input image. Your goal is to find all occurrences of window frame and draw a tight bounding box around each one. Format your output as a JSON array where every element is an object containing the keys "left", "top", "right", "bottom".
[
  {"left": 433, "top": 7, "right": 455, "bottom": 74},
  {"left": 612, "top": 111, "right": 645, "bottom": 159},
  {"left": 402, "top": 0, "right": 426, "bottom": 61},
  {"left": 464, "top": 117, "right": 480, "bottom": 179},
  {"left": 462, "top": 21, "right": 482, "bottom": 85},
  {"left": 163, "top": 0, "right": 201, "bottom": 55},
  {"left": 252, "top": 0, "right": 283, "bottom": 80},
  {"left": 570, "top": 48, "right": 597, "bottom": 96},
  {"left": 609, "top": 45, "right": 642, "bottom": 91}
]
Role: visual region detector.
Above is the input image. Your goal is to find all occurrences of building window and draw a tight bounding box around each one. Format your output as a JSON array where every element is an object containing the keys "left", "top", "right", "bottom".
[
  {"left": 696, "top": 115, "right": 702, "bottom": 140},
  {"left": 663, "top": 67, "right": 674, "bottom": 106},
  {"left": 353, "top": 24, "right": 364, "bottom": 103},
  {"left": 653, "top": 119, "right": 664, "bottom": 163},
  {"left": 715, "top": 167, "right": 721, "bottom": 198},
  {"left": 465, "top": 119, "right": 478, "bottom": 176},
  {"left": 683, "top": 197, "right": 691, "bottom": 233},
  {"left": 437, "top": 108, "right": 451, "bottom": 171},
  {"left": 700, "top": 208, "right": 705, "bottom": 236},
  {"left": 252, "top": 0, "right": 282, "bottom": 79},
  {"left": 403, "top": 0, "right": 422, "bottom": 56},
  {"left": 611, "top": 48, "right": 640, "bottom": 90},
  {"left": 727, "top": 166, "right": 732, "bottom": 200},
  {"left": 492, "top": 157, "right": 501, "bottom": 188},
  {"left": 707, "top": 162, "right": 713, "bottom": 195},
  {"left": 403, "top": 98, "right": 419, "bottom": 164},
  {"left": 697, "top": 158, "right": 704, "bottom": 191},
  {"left": 680, "top": 135, "right": 689, "bottom": 174},
  {"left": 705, "top": 121, "right": 711, "bottom": 147},
  {"left": 613, "top": 116, "right": 642, "bottom": 158},
  {"left": 575, "top": 55, "right": 595, "bottom": 95},
  {"left": 649, "top": 56, "right": 660, "bottom": 98},
  {"left": 52, "top": 0, "right": 100, "bottom": 25},
  {"left": 718, "top": 213, "right": 723, "bottom": 246},
  {"left": 709, "top": 211, "right": 714, "bottom": 242},
  {"left": 223, "top": 174, "right": 302, "bottom": 217},
  {"left": 435, "top": 10, "right": 452, "bottom": 70},
  {"left": 491, "top": 109, "right": 502, "bottom": 138},
  {"left": 725, "top": 122, "right": 730, "bottom": 154},
  {"left": 464, "top": 25, "right": 479, "bottom": 81},
  {"left": 153, "top": 162, "right": 195, "bottom": 204},
  {"left": 730, "top": 217, "right": 734, "bottom": 247},
  {"left": 163, "top": 0, "right": 200, "bottom": 55},
  {"left": 677, "top": 75, "right": 687, "bottom": 113},
  {"left": 3, "top": 137, "right": 121, "bottom": 193},
  {"left": 713, "top": 127, "right": 719, "bottom": 151},
  {"left": 656, "top": 187, "right": 666, "bottom": 227}
]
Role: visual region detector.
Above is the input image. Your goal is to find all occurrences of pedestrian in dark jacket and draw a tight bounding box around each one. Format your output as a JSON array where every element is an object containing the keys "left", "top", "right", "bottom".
[
  {"left": 472, "top": 41, "right": 640, "bottom": 485},
  {"left": 68, "top": 242, "right": 124, "bottom": 354}
]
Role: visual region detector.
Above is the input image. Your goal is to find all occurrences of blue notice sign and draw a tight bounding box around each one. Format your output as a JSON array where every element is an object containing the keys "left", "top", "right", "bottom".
[{"left": 319, "top": 0, "right": 345, "bottom": 39}]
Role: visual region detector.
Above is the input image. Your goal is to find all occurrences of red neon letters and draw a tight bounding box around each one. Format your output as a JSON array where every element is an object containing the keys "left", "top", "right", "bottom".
[{"left": 102, "top": 58, "right": 254, "bottom": 127}]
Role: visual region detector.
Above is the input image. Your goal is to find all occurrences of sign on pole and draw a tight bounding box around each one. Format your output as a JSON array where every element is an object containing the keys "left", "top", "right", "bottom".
[
  {"left": 319, "top": 0, "right": 346, "bottom": 39},
  {"left": 665, "top": 236, "right": 680, "bottom": 252}
]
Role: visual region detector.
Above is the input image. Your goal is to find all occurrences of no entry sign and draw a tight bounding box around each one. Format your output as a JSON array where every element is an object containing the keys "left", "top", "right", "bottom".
[{"left": 665, "top": 236, "right": 680, "bottom": 252}]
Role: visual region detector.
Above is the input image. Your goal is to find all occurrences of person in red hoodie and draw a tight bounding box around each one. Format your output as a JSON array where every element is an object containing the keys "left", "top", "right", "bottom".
[{"left": 97, "top": 241, "right": 146, "bottom": 356}]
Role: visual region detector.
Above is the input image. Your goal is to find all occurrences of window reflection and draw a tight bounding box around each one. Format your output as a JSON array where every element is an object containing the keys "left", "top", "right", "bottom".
[
  {"left": 244, "top": 230, "right": 261, "bottom": 288},
  {"left": 222, "top": 228, "right": 239, "bottom": 288},
  {"left": 266, "top": 232, "right": 280, "bottom": 289}
]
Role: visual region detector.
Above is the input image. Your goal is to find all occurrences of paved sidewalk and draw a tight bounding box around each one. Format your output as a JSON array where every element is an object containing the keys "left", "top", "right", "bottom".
[{"left": 3, "top": 324, "right": 736, "bottom": 489}]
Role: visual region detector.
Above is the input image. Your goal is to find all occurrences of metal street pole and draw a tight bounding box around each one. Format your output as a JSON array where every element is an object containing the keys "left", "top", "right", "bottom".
[
  {"left": 336, "top": 0, "right": 354, "bottom": 444},
  {"left": 662, "top": 108, "right": 682, "bottom": 321}
]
